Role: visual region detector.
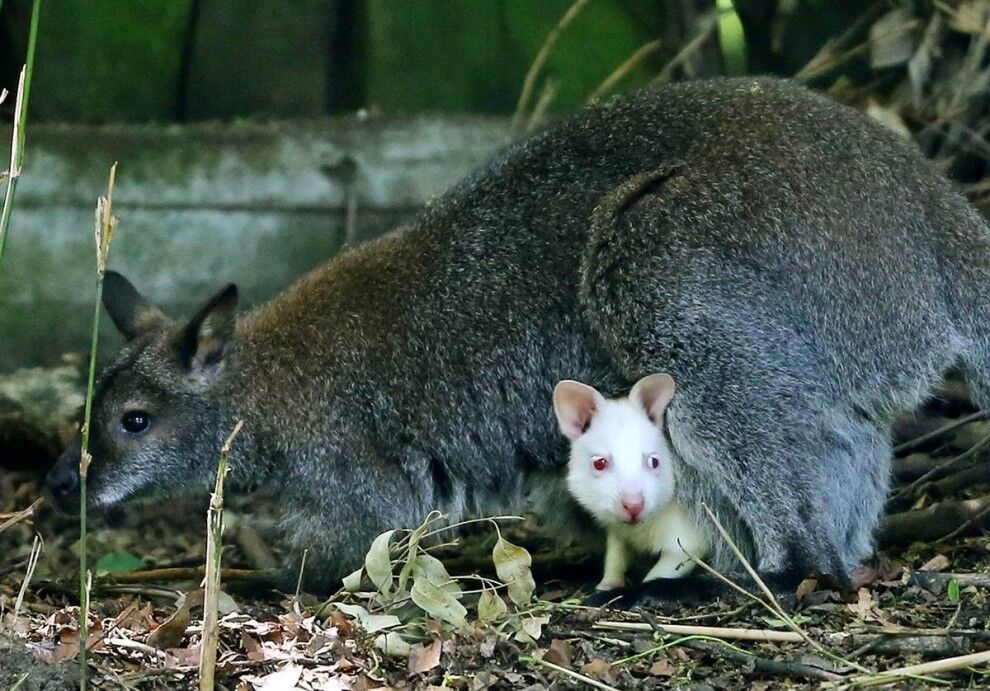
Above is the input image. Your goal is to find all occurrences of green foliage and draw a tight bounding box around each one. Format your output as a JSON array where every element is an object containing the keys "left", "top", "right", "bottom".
[
  {"left": 93, "top": 550, "right": 143, "bottom": 575},
  {"left": 948, "top": 579, "right": 961, "bottom": 602}
]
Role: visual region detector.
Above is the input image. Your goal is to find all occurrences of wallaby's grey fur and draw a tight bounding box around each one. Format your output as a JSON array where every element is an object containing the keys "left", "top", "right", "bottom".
[{"left": 47, "top": 78, "right": 990, "bottom": 595}]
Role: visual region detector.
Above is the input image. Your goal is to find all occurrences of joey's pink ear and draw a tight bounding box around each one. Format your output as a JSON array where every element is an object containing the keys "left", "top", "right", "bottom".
[
  {"left": 630, "top": 373, "right": 676, "bottom": 425},
  {"left": 553, "top": 380, "right": 603, "bottom": 441}
]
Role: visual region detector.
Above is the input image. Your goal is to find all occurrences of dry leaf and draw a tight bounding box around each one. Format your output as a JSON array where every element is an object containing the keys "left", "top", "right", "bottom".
[
  {"left": 649, "top": 657, "right": 675, "bottom": 676},
  {"left": 542, "top": 638, "right": 572, "bottom": 669},
  {"left": 580, "top": 658, "right": 614, "bottom": 681},
  {"left": 241, "top": 631, "right": 266, "bottom": 661},
  {"left": 408, "top": 639, "right": 442, "bottom": 675},
  {"left": 147, "top": 602, "right": 191, "bottom": 650},
  {"left": 250, "top": 663, "right": 304, "bottom": 690},
  {"left": 920, "top": 554, "right": 950, "bottom": 572},
  {"left": 796, "top": 577, "right": 818, "bottom": 599}
]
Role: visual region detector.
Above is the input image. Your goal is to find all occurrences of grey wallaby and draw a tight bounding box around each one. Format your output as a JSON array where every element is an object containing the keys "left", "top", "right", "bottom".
[{"left": 46, "top": 77, "right": 990, "bottom": 599}]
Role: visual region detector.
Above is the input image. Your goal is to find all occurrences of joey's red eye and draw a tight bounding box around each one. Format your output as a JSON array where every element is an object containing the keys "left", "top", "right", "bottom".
[
  {"left": 592, "top": 457, "right": 608, "bottom": 472},
  {"left": 648, "top": 455, "right": 661, "bottom": 470}
]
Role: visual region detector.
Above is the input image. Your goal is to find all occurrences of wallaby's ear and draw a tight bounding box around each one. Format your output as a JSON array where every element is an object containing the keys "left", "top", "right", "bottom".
[
  {"left": 553, "top": 380, "right": 603, "bottom": 441},
  {"left": 630, "top": 373, "right": 676, "bottom": 425},
  {"left": 102, "top": 271, "right": 168, "bottom": 340},
  {"left": 176, "top": 283, "right": 238, "bottom": 377}
]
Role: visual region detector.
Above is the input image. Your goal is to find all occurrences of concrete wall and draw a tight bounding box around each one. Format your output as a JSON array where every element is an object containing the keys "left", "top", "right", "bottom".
[{"left": 0, "top": 116, "right": 508, "bottom": 371}]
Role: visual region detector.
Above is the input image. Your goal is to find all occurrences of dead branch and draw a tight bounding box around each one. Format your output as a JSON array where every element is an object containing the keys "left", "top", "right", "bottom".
[
  {"left": 928, "top": 460, "right": 990, "bottom": 498},
  {"left": 893, "top": 411, "right": 988, "bottom": 456},
  {"left": 682, "top": 639, "right": 845, "bottom": 682},
  {"left": 909, "top": 570, "right": 990, "bottom": 593},
  {"left": 879, "top": 495, "right": 990, "bottom": 546}
]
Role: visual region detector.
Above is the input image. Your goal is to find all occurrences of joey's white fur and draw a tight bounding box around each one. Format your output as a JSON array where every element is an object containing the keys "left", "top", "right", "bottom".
[{"left": 554, "top": 374, "right": 709, "bottom": 591}]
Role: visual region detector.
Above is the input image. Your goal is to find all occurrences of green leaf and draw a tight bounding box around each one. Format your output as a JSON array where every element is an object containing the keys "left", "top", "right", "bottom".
[
  {"left": 334, "top": 602, "right": 401, "bottom": 634},
  {"left": 341, "top": 566, "right": 364, "bottom": 592},
  {"left": 374, "top": 631, "right": 413, "bottom": 657},
  {"left": 410, "top": 571, "right": 468, "bottom": 628},
  {"left": 364, "top": 530, "right": 397, "bottom": 598},
  {"left": 492, "top": 536, "right": 535, "bottom": 606},
  {"left": 477, "top": 588, "right": 508, "bottom": 622},
  {"left": 94, "top": 550, "right": 143, "bottom": 574},
  {"left": 412, "top": 554, "right": 461, "bottom": 598},
  {"left": 948, "top": 578, "right": 961, "bottom": 602}
]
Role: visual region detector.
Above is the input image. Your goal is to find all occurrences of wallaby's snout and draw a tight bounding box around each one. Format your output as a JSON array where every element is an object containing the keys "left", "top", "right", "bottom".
[{"left": 46, "top": 442, "right": 81, "bottom": 512}]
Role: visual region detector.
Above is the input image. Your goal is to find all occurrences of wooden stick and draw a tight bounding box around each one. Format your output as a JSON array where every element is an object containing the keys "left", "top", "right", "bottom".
[
  {"left": 851, "top": 649, "right": 990, "bottom": 686},
  {"left": 105, "top": 566, "right": 271, "bottom": 584},
  {"left": 594, "top": 620, "right": 803, "bottom": 643}
]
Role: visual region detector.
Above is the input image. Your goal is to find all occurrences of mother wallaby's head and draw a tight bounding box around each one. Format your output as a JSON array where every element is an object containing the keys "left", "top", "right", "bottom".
[{"left": 46, "top": 272, "right": 246, "bottom": 511}]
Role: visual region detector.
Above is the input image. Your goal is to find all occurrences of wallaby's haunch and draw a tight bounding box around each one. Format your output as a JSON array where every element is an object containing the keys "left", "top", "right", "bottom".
[
  {"left": 555, "top": 374, "right": 709, "bottom": 592},
  {"left": 47, "top": 78, "right": 990, "bottom": 601}
]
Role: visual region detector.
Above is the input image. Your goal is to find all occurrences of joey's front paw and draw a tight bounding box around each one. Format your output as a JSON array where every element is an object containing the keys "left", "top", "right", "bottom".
[{"left": 595, "top": 578, "right": 625, "bottom": 592}]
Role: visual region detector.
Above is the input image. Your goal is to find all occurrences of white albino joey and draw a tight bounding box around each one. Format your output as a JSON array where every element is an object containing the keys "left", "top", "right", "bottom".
[{"left": 553, "top": 373, "right": 709, "bottom": 591}]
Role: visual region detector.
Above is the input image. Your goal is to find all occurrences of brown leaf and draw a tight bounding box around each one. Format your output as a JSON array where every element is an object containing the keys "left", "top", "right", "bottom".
[
  {"left": 649, "top": 657, "right": 675, "bottom": 676},
  {"left": 796, "top": 577, "right": 818, "bottom": 599},
  {"left": 148, "top": 601, "right": 191, "bottom": 650},
  {"left": 851, "top": 565, "right": 879, "bottom": 589},
  {"left": 329, "top": 609, "right": 353, "bottom": 638},
  {"left": 164, "top": 643, "right": 201, "bottom": 669},
  {"left": 408, "top": 639, "right": 443, "bottom": 675},
  {"left": 241, "top": 631, "right": 266, "bottom": 661},
  {"left": 579, "top": 658, "right": 614, "bottom": 681},
  {"left": 542, "top": 639, "right": 572, "bottom": 669}
]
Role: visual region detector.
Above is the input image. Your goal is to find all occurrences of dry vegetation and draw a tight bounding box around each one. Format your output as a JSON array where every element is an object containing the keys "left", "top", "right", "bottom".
[{"left": 5, "top": 1, "right": 990, "bottom": 689}]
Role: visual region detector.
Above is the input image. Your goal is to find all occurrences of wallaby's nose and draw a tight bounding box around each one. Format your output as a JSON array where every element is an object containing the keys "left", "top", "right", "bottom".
[
  {"left": 45, "top": 446, "right": 82, "bottom": 511},
  {"left": 621, "top": 493, "right": 645, "bottom": 522}
]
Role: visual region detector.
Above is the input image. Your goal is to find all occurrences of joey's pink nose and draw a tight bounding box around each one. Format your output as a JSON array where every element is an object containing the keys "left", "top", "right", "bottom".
[{"left": 621, "top": 494, "right": 645, "bottom": 521}]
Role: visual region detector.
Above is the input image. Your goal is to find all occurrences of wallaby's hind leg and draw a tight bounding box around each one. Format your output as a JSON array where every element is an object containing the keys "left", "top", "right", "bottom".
[{"left": 663, "top": 343, "right": 885, "bottom": 584}]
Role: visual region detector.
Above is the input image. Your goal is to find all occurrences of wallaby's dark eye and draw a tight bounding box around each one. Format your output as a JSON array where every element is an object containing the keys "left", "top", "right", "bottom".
[{"left": 121, "top": 410, "right": 151, "bottom": 434}]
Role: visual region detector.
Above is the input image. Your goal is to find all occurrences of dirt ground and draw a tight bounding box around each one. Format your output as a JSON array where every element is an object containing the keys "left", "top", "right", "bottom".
[{"left": 2, "top": 370, "right": 990, "bottom": 690}]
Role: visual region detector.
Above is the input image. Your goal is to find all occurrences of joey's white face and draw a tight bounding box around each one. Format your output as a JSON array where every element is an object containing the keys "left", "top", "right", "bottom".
[{"left": 565, "top": 397, "right": 676, "bottom": 526}]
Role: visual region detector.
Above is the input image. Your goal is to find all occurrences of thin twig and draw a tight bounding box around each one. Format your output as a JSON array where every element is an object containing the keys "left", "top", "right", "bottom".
[
  {"left": 14, "top": 534, "right": 42, "bottom": 619},
  {"left": 653, "top": 11, "right": 718, "bottom": 84},
  {"left": 893, "top": 411, "right": 988, "bottom": 456},
  {"left": 0, "top": 497, "right": 43, "bottom": 534},
  {"left": 588, "top": 39, "right": 663, "bottom": 103},
  {"left": 520, "top": 654, "right": 621, "bottom": 691},
  {"left": 510, "top": 0, "right": 591, "bottom": 135},
  {"left": 700, "top": 505, "right": 874, "bottom": 675},
  {"left": 593, "top": 620, "right": 803, "bottom": 643}
]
